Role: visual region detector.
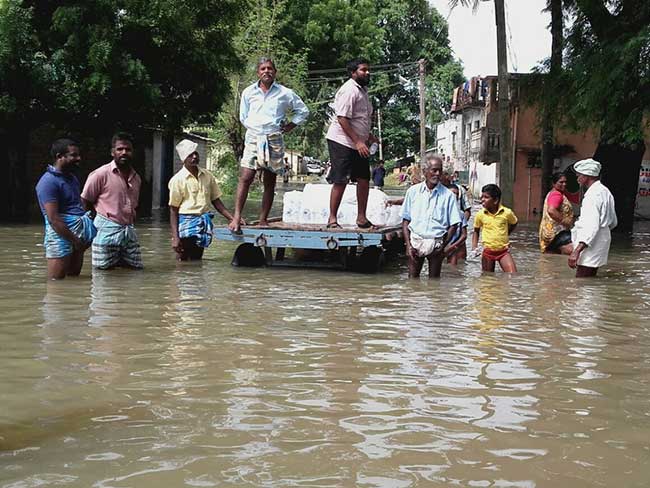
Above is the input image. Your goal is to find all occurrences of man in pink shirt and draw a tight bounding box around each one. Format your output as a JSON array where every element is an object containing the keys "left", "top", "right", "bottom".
[
  {"left": 326, "top": 58, "right": 378, "bottom": 229},
  {"left": 81, "top": 132, "right": 143, "bottom": 269}
]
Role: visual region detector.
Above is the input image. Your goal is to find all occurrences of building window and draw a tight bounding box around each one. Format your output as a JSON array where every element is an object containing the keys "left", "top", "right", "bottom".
[{"left": 474, "top": 120, "right": 480, "bottom": 131}]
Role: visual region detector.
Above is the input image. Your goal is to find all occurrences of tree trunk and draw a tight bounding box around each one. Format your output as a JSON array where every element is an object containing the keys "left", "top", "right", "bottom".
[
  {"left": 540, "top": 0, "right": 563, "bottom": 208},
  {"left": 594, "top": 141, "right": 645, "bottom": 234},
  {"left": 0, "top": 126, "right": 32, "bottom": 222}
]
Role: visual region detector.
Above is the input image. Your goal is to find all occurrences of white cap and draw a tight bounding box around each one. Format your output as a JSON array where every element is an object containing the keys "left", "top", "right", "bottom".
[
  {"left": 176, "top": 139, "right": 198, "bottom": 162},
  {"left": 573, "top": 158, "right": 601, "bottom": 177}
]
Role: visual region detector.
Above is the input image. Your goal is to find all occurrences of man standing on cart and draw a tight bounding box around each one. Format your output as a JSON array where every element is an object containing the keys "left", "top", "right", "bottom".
[
  {"left": 228, "top": 58, "right": 310, "bottom": 234},
  {"left": 326, "top": 58, "right": 379, "bottom": 229}
]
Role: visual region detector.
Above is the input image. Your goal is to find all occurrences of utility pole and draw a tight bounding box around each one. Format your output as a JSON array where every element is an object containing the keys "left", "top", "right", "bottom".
[
  {"left": 377, "top": 106, "right": 383, "bottom": 160},
  {"left": 494, "top": 0, "right": 513, "bottom": 206},
  {"left": 418, "top": 59, "right": 426, "bottom": 165},
  {"left": 540, "top": 0, "right": 563, "bottom": 209}
]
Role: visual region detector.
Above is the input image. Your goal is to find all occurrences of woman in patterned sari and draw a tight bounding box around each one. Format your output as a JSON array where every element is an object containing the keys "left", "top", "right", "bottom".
[{"left": 539, "top": 172, "right": 575, "bottom": 254}]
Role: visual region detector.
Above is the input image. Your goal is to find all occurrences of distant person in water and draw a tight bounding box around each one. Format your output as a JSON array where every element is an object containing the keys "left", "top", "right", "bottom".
[
  {"left": 444, "top": 184, "right": 468, "bottom": 265},
  {"left": 372, "top": 160, "right": 386, "bottom": 189},
  {"left": 401, "top": 155, "right": 461, "bottom": 278},
  {"left": 228, "top": 57, "right": 309, "bottom": 234},
  {"left": 35, "top": 138, "right": 96, "bottom": 280},
  {"left": 539, "top": 172, "right": 574, "bottom": 255},
  {"left": 472, "top": 184, "right": 518, "bottom": 273},
  {"left": 568, "top": 158, "right": 617, "bottom": 277},
  {"left": 168, "top": 139, "right": 240, "bottom": 261}
]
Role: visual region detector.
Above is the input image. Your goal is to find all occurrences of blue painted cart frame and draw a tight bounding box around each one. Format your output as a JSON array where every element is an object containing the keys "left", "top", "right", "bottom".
[{"left": 214, "top": 221, "right": 403, "bottom": 272}]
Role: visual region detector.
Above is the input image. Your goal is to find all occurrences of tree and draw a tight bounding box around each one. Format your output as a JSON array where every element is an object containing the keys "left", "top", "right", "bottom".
[
  {"left": 541, "top": 0, "right": 650, "bottom": 233},
  {"left": 539, "top": 0, "right": 563, "bottom": 208},
  {"left": 374, "top": 0, "right": 464, "bottom": 160},
  {"left": 0, "top": 0, "right": 244, "bottom": 221},
  {"left": 280, "top": 0, "right": 463, "bottom": 161},
  {"left": 449, "top": 0, "right": 513, "bottom": 206}
]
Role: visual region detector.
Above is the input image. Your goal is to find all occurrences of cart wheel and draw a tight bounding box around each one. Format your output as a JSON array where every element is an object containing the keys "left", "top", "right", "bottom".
[
  {"left": 356, "top": 246, "right": 385, "bottom": 274},
  {"left": 232, "top": 243, "right": 265, "bottom": 267}
]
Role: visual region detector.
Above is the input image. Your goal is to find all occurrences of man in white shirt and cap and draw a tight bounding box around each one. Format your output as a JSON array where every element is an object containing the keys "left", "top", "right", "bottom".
[
  {"left": 168, "top": 139, "right": 239, "bottom": 261},
  {"left": 568, "top": 158, "right": 618, "bottom": 277}
]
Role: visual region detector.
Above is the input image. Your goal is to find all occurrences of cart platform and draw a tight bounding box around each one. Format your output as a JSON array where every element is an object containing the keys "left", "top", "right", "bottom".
[{"left": 214, "top": 219, "right": 404, "bottom": 272}]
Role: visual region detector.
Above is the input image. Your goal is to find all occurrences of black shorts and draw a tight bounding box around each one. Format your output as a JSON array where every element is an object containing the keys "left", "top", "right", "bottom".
[{"left": 326, "top": 139, "right": 370, "bottom": 184}]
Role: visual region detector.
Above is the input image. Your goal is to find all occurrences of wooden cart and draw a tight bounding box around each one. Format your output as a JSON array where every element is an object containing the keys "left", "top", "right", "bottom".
[{"left": 214, "top": 219, "right": 404, "bottom": 273}]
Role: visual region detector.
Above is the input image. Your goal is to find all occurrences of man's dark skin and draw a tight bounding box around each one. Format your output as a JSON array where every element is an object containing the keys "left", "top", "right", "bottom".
[
  {"left": 228, "top": 61, "right": 297, "bottom": 234},
  {"left": 402, "top": 159, "right": 458, "bottom": 278},
  {"left": 43, "top": 145, "right": 87, "bottom": 280},
  {"left": 327, "top": 62, "right": 379, "bottom": 228},
  {"left": 169, "top": 151, "right": 241, "bottom": 261}
]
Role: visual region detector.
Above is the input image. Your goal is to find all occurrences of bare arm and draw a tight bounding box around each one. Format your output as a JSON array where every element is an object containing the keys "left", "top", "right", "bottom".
[
  {"left": 43, "top": 202, "right": 83, "bottom": 250},
  {"left": 402, "top": 219, "right": 416, "bottom": 259},
  {"left": 212, "top": 198, "right": 240, "bottom": 224},
  {"left": 508, "top": 223, "right": 517, "bottom": 234},
  {"left": 444, "top": 227, "right": 467, "bottom": 256},
  {"left": 81, "top": 197, "right": 95, "bottom": 215},
  {"left": 472, "top": 228, "right": 480, "bottom": 250},
  {"left": 443, "top": 224, "right": 458, "bottom": 248},
  {"left": 547, "top": 206, "right": 573, "bottom": 227},
  {"left": 568, "top": 241, "right": 587, "bottom": 268},
  {"left": 169, "top": 205, "right": 182, "bottom": 253},
  {"left": 337, "top": 116, "right": 370, "bottom": 157}
]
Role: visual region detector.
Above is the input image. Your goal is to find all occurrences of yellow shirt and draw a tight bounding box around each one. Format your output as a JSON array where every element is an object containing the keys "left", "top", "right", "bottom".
[
  {"left": 168, "top": 166, "right": 222, "bottom": 215},
  {"left": 474, "top": 205, "right": 518, "bottom": 250}
]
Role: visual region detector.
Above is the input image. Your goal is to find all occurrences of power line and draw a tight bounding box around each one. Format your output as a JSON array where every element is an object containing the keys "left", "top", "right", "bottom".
[
  {"left": 307, "top": 61, "right": 418, "bottom": 75},
  {"left": 304, "top": 64, "right": 419, "bottom": 85},
  {"left": 306, "top": 77, "right": 418, "bottom": 108}
]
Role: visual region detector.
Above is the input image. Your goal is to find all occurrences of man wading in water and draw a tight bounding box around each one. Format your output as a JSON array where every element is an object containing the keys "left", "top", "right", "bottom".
[
  {"left": 35, "top": 139, "right": 96, "bottom": 280},
  {"left": 401, "top": 155, "right": 461, "bottom": 278},
  {"left": 568, "top": 158, "right": 617, "bottom": 277},
  {"left": 82, "top": 132, "right": 143, "bottom": 270},
  {"left": 168, "top": 139, "right": 240, "bottom": 261}
]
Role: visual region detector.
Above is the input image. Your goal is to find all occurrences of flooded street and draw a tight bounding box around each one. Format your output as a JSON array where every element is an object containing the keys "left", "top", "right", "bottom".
[{"left": 2, "top": 199, "right": 650, "bottom": 487}]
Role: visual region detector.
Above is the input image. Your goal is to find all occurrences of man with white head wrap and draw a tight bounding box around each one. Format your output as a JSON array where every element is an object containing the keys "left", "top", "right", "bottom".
[
  {"left": 568, "top": 158, "right": 618, "bottom": 277},
  {"left": 168, "top": 139, "right": 240, "bottom": 261}
]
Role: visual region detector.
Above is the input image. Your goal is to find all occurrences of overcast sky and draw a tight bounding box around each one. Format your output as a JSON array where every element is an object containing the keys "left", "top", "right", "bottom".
[{"left": 429, "top": 0, "right": 551, "bottom": 78}]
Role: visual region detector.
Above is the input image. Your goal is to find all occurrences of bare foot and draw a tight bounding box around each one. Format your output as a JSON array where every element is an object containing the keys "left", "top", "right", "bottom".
[
  {"left": 257, "top": 220, "right": 269, "bottom": 227},
  {"left": 228, "top": 218, "right": 242, "bottom": 234}
]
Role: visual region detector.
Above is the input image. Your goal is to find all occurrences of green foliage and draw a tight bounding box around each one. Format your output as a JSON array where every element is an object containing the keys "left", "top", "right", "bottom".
[
  {"left": 211, "top": 151, "right": 240, "bottom": 196},
  {"left": 212, "top": 0, "right": 310, "bottom": 159},
  {"left": 534, "top": 0, "right": 650, "bottom": 146},
  {"left": 280, "top": 0, "right": 464, "bottom": 160},
  {"left": 1, "top": 0, "right": 245, "bottom": 133}
]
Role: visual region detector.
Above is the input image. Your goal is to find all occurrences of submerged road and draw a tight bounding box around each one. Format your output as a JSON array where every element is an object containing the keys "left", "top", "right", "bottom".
[{"left": 1, "top": 193, "right": 650, "bottom": 487}]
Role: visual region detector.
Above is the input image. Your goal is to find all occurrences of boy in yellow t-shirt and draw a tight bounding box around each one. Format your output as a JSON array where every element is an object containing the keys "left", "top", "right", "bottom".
[{"left": 472, "top": 184, "right": 518, "bottom": 273}]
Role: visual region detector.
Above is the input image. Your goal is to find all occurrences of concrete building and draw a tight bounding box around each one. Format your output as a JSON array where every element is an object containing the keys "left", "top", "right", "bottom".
[{"left": 435, "top": 75, "right": 650, "bottom": 220}]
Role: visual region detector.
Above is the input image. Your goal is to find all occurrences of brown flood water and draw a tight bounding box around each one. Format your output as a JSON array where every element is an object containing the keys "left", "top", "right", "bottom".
[{"left": 1, "top": 197, "right": 650, "bottom": 487}]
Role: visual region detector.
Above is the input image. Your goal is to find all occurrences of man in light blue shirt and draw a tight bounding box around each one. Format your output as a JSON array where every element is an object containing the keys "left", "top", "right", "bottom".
[
  {"left": 401, "top": 154, "right": 461, "bottom": 278},
  {"left": 228, "top": 58, "right": 309, "bottom": 233}
]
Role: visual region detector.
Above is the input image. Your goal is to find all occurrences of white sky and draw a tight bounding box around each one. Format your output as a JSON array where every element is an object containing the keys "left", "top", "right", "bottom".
[{"left": 429, "top": 0, "right": 551, "bottom": 77}]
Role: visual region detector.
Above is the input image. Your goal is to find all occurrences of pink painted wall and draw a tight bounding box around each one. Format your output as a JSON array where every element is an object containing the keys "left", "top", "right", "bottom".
[{"left": 511, "top": 105, "right": 650, "bottom": 220}]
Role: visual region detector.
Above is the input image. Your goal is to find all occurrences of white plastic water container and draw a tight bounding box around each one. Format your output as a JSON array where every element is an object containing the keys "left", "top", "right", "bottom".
[
  {"left": 282, "top": 191, "right": 303, "bottom": 223},
  {"left": 283, "top": 184, "right": 403, "bottom": 227}
]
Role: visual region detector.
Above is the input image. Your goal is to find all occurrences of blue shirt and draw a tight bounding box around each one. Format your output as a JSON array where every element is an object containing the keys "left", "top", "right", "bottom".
[
  {"left": 449, "top": 210, "right": 468, "bottom": 245},
  {"left": 240, "top": 81, "right": 309, "bottom": 136},
  {"left": 400, "top": 182, "right": 461, "bottom": 238},
  {"left": 35, "top": 165, "right": 85, "bottom": 217}
]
